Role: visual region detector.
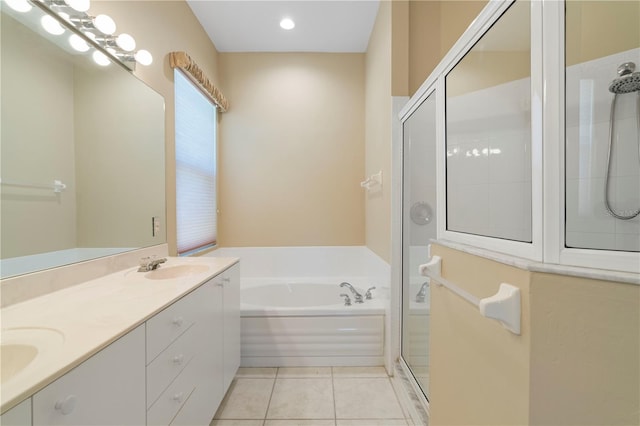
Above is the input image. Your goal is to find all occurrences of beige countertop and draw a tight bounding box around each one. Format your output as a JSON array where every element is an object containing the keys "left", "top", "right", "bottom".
[{"left": 0, "top": 256, "right": 239, "bottom": 414}]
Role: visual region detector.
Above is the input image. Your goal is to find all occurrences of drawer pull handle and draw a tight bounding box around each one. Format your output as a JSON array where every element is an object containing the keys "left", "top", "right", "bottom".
[
  {"left": 172, "top": 392, "right": 184, "bottom": 404},
  {"left": 55, "top": 395, "right": 77, "bottom": 415},
  {"left": 172, "top": 354, "right": 184, "bottom": 365},
  {"left": 221, "top": 277, "right": 231, "bottom": 283},
  {"left": 172, "top": 317, "right": 184, "bottom": 327}
]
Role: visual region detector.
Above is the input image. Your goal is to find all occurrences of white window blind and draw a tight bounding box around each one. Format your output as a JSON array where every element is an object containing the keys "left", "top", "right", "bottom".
[{"left": 175, "top": 69, "right": 217, "bottom": 255}]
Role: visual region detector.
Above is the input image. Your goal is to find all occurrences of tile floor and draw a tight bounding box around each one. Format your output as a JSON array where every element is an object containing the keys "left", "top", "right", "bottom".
[{"left": 211, "top": 367, "right": 414, "bottom": 426}]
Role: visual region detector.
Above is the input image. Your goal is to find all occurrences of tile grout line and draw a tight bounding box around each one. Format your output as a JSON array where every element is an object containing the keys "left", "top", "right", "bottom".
[
  {"left": 331, "top": 366, "right": 338, "bottom": 426},
  {"left": 262, "top": 367, "right": 279, "bottom": 425}
]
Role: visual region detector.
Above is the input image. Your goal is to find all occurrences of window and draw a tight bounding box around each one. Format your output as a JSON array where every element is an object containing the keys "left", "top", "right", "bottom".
[{"left": 174, "top": 69, "right": 217, "bottom": 255}]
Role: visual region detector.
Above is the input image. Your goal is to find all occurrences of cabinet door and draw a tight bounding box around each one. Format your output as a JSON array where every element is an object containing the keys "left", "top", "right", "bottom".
[
  {"left": 170, "top": 278, "right": 224, "bottom": 426},
  {"left": 33, "top": 325, "right": 146, "bottom": 426},
  {"left": 221, "top": 263, "right": 240, "bottom": 392},
  {"left": 1, "top": 398, "right": 31, "bottom": 426}
]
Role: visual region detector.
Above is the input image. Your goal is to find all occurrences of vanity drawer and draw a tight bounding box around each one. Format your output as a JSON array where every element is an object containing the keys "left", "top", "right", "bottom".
[
  {"left": 147, "top": 324, "right": 199, "bottom": 408},
  {"left": 146, "top": 358, "right": 197, "bottom": 426},
  {"left": 146, "top": 291, "right": 199, "bottom": 364}
]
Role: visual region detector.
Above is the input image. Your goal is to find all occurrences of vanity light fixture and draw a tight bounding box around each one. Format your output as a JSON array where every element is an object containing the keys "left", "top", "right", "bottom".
[
  {"left": 29, "top": 0, "right": 153, "bottom": 69},
  {"left": 115, "top": 33, "right": 136, "bottom": 51},
  {"left": 280, "top": 17, "right": 295, "bottom": 30},
  {"left": 5, "top": 0, "right": 32, "bottom": 13},
  {"left": 92, "top": 50, "right": 110, "bottom": 66},
  {"left": 69, "top": 33, "right": 90, "bottom": 52},
  {"left": 134, "top": 49, "right": 153, "bottom": 66},
  {"left": 93, "top": 14, "right": 116, "bottom": 35},
  {"left": 41, "top": 14, "right": 65, "bottom": 35},
  {"left": 63, "top": 0, "right": 90, "bottom": 13}
]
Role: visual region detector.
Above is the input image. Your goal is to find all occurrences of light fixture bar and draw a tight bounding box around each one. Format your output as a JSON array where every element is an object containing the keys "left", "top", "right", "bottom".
[{"left": 28, "top": 0, "right": 151, "bottom": 70}]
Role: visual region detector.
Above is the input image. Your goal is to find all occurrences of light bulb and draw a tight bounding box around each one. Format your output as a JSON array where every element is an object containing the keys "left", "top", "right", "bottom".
[
  {"left": 134, "top": 49, "right": 153, "bottom": 66},
  {"left": 69, "top": 33, "right": 89, "bottom": 52},
  {"left": 115, "top": 33, "right": 136, "bottom": 52},
  {"left": 280, "top": 18, "right": 295, "bottom": 30},
  {"left": 5, "top": 0, "right": 32, "bottom": 13},
  {"left": 92, "top": 50, "right": 110, "bottom": 66},
  {"left": 64, "top": 0, "right": 90, "bottom": 12},
  {"left": 41, "top": 15, "right": 65, "bottom": 35},
  {"left": 93, "top": 14, "right": 115, "bottom": 35}
]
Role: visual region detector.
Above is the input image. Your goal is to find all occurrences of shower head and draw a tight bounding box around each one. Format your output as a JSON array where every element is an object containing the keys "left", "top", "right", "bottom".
[{"left": 609, "top": 62, "right": 640, "bottom": 94}]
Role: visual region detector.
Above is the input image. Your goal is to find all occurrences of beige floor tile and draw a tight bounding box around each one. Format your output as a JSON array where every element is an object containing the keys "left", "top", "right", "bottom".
[
  {"left": 277, "top": 367, "right": 332, "bottom": 378},
  {"left": 210, "top": 420, "right": 264, "bottom": 426},
  {"left": 334, "top": 378, "right": 404, "bottom": 419},
  {"left": 214, "top": 378, "right": 274, "bottom": 419},
  {"left": 237, "top": 367, "right": 278, "bottom": 378},
  {"left": 264, "top": 420, "right": 336, "bottom": 426},
  {"left": 336, "top": 420, "right": 408, "bottom": 426},
  {"left": 267, "top": 378, "right": 334, "bottom": 419},
  {"left": 331, "top": 366, "right": 388, "bottom": 378}
]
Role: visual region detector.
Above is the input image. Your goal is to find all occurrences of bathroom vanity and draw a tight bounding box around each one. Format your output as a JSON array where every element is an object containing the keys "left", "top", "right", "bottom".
[{"left": 0, "top": 257, "right": 240, "bottom": 425}]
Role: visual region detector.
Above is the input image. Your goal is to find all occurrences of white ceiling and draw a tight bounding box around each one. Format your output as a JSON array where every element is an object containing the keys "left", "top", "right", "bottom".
[{"left": 186, "top": 1, "right": 380, "bottom": 53}]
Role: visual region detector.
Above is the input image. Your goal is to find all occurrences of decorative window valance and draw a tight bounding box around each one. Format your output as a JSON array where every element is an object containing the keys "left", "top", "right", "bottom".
[{"left": 169, "top": 51, "right": 229, "bottom": 112}]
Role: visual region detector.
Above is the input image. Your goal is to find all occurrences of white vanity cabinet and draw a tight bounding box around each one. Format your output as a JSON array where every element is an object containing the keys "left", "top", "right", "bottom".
[
  {"left": 31, "top": 325, "right": 146, "bottom": 426},
  {"left": 1, "top": 260, "right": 240, "bottom": 426},
  {"left": 221, "top": 263, "right": 241, "bottom": 391},
  {"left": 147, "top": 262, "right": 240, "bottom": 426},
  {"left": 0, "top": 399, "right": 31, "bottom": 425}
]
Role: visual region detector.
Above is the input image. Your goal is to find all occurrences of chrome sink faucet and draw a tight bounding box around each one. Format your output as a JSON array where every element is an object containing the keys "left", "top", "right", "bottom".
[
  {"left": 138, "top": 256, "right": 167, "bottom": 272},
  {"left": 415, "top": 281, "right": 429, "bottom": 303},
  {"left": 340, "top": 282, "right": 363, "bottom": 304}
]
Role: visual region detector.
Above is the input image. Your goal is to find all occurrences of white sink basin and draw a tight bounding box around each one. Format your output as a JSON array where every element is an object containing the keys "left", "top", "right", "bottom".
[
  {"left": 0, "top": 328, "right": 64, "bottom": 384},
  {"left": 144, "top": 264, "right": 209, "bottom": 280}
]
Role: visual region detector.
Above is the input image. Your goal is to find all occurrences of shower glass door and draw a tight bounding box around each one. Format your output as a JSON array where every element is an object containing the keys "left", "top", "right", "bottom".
[
  {"left": 401, "top": 91, "right": 437, "bottom": 399},
  {"left": 564, "top": 1, "right": 640, "bottom": 252}
]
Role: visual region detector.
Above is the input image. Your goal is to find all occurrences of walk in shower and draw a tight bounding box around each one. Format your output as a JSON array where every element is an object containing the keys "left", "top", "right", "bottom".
[{"left": 564, "top": 1, "right": 640, "bottom": 252}]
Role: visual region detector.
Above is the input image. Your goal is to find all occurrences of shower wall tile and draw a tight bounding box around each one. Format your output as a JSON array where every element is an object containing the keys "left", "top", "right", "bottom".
[
  {"left": 488, "top": 182, "right": 532, "bottom": 241},
  {"left": 565, "top": 178, "right": 616, "bottom": 233},
  {"left": 446, "top": 76, "right": 532, "bottom": 243},
  {"left": 565, "top": 47, "right": 640, "bottom": 251},
  {"left": 566, "top": 231, "right": 617, "bottom": 250},
  {"left": 615, "top": 233, "right": 640, "bottom": 252}
]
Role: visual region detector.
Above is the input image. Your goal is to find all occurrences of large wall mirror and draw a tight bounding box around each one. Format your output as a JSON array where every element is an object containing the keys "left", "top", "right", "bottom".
[
  {"left": 1, "top": 4, "right": 165, "bottom": 279},
  {"left": 445, "top": 0, "right": 532, "bottom": 243}
]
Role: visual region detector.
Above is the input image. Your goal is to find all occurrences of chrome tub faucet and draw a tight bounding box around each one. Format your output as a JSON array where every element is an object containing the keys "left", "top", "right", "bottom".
[{"left": 340, "top": 282, "right": 363, "bottom": 303}]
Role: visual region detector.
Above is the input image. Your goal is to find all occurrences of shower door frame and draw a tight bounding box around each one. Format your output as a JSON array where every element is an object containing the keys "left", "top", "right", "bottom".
[
  {"left": 542, "top": 0, "right": 640, "bottom": 274},
  {"left": 394, "top": 0, "right": 639, "bottom": 420}
]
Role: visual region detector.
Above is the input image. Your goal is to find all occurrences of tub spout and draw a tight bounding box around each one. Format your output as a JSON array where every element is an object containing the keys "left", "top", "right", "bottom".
[
  {"left": 340, "top": 282, "right": 363, "bottom": 303},
  {"left": 415, "top": 281, "right": 429, "bottom": 303}
]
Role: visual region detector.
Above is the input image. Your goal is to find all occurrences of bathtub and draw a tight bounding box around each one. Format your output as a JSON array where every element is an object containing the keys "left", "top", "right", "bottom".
[{"left": 240, "top": 279, "right": 387, "bottom": 367}]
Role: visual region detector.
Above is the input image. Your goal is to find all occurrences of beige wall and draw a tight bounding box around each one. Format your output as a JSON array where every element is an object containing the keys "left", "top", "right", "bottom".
[
  {"left": 392, "top": 1, "right": 410, "bottom": 97},
  {"left": 217, "top": 53, "right": 365, "bottom": 247},
  {"left": 409, "top": 1, "right": 441, "bottom": 95},
  {"left": 430, "top": 244, "right": 640, "bottom": 425},
  {"left": 566, "top": 0, "right": 640, "bottom": 66},
  {"left": 90, "top": 0, "right": 221, "bottom": 256},
  {"left": 408, "top": 0, "right": 488, "bottom": 95},
  {"left": 430, "top": 244, "right": 532, "bottom": 425},
  {"left": 365, "top": 1, "right": 393, "bottom": 262},
  {"left": 529, "top": 273, "right": 639, "bottom": 426},
  {"left": 1, "top": 14, "right": 77, "bottom": 258}
]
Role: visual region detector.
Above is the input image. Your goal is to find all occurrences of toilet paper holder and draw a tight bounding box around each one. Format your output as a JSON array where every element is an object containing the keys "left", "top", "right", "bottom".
[{"left": 419, "top": 255, "right": 521, "bottom": 335}]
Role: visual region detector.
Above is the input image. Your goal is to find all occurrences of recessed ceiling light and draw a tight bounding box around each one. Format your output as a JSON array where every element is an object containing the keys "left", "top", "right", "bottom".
[{"left": 280, "top": 18, "right": 295, "bottom": 30}]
